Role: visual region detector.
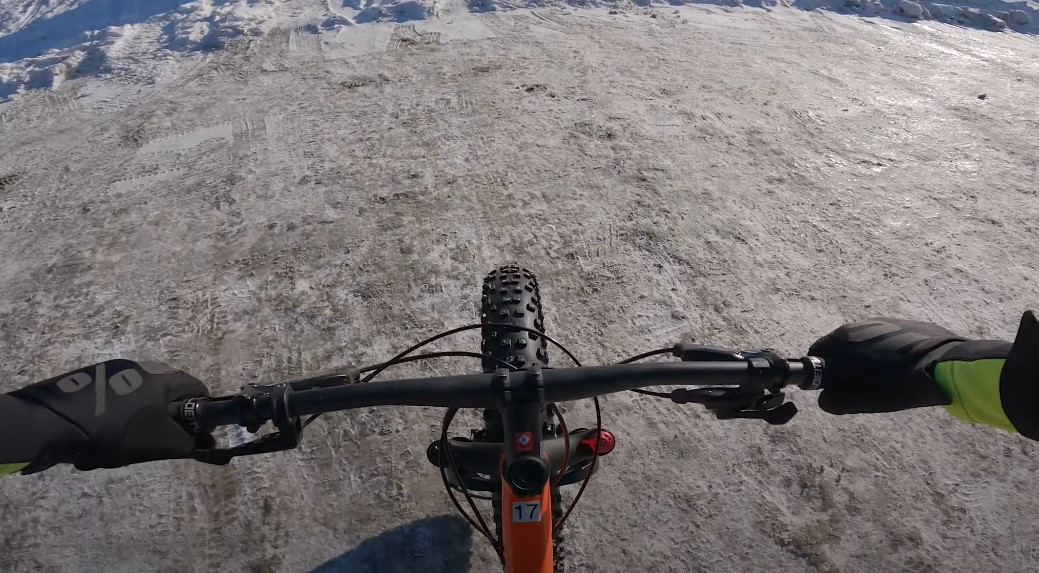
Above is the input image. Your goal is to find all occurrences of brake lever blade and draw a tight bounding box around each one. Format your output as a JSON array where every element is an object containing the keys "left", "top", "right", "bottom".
[
  {"left": 762, "top": 403, "right": 798, "bottom": 424},
  {"left": 713, "top": 402, "right": 798, "bottom": 425},
  {"left": 670, "top": 387, "right": 754, "bottom": 408},
  {"left": 190, "top": 429, "right": 300, "bottom": 465},
  {"left": 191, "top": 448, "right": 234, "bottom": 465},
  {"left": 284, "top": 366, "right": 360, "bottom": 391},
  {"left": 672, "top": 343, "right": 745, "bottom": 362}
]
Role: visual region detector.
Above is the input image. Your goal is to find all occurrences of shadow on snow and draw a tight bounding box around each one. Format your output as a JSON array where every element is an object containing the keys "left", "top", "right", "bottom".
[{"left": 305, "top": 515, "right": 474, "bottom": 573}]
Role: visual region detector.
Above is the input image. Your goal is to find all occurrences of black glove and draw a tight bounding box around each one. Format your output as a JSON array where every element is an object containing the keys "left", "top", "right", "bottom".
[
  {"left": 9, "top": 360, "right": 213, "bottom": 471},
  {"left": 808, "top": 318, "right": 965, "bottom": 414}
]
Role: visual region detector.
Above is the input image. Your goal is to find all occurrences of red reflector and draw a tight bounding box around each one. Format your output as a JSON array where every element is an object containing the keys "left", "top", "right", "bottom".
[{"left": 580, "top": 430, "right": 616, "bottom": 455}]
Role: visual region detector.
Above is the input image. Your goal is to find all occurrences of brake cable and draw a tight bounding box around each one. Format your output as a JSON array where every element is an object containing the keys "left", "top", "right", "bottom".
[
  {"left": 549, "top": 404, "right": 570, "bottom": 485},
  {"left": 301, "top": 351, "right": 516, "bottom": 429},
  {"left": 358, "top": 351, "right": 509, "bottom": 375},
  {"left": 293, "top": 322, "right": 600, "bottom": 552},
  {"left": 441, "top": 407, "right": 505, "bottom": 560},
  {"left": 554, "top": 388, "right": 602, "bottom": 537},
  {"left": 618, "top": 347, "right": 678, "bottom": 398},
  {"left": 444, "top": 485, "right": 494, "bottom": 501},
  {"left": 553, "top": 347, "right": 681, "bottom": 534},
  {"left": 297, "top": 350, "right": 519, "bottom": 559},
  {"left": 360, "top": 322, "right": 583, "bottom": 384},
  {"left": 305, "top": 329, "right": 580, "bottom": 427},
  {"left": 618, "top": 347, "right": 674, "bottom": 364}
]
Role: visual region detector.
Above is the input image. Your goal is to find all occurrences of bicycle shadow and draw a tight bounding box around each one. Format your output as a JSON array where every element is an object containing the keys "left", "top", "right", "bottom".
[{"left": 307, "top": 515, "right": 474, "bottom": 573}]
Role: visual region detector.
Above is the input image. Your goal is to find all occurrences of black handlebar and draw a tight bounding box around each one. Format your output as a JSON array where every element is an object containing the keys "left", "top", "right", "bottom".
[{"left": 178, "top": 355, "right": 825, "bottom": 435}]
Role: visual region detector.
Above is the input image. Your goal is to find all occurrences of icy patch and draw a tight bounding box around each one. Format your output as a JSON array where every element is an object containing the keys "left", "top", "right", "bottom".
[
  {"left": 109, "top": 169, "right": 186, "bottom": 194},
  {"left": 137, "top": 122, "right": 233, "bottom": 155}
]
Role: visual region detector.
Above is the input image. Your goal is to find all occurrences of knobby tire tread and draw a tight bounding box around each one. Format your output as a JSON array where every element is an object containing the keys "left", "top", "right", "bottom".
[{"left": 480, "top": 264, "right": 564, "bottom": 572}]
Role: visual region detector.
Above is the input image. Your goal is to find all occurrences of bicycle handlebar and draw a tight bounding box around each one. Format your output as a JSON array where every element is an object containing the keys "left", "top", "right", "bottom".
[{"left": 178, "top": 355, "right": 825, "bottom": 434}]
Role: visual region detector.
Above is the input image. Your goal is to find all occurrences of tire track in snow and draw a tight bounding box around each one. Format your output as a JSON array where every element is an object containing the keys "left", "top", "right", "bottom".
[
  {"left": 231, "top": 116, "right": 263, "bottom": 166},
  {"left": 254, "top": 26, "right": 323, "bottom": 74},
  {"left": 389, "top": 24, "right": 442, "bottom": 50},
  {"left": 289, "top": 25, "right": 323, "bottom": 66},
  {"left": 259, "top": 27, "right": 293, "bottom": 73},
  {"left": 109, "top": 121, "right": 236, "bottom": 198},
  {"left": 262, "top": 111, "right": 321, "bottom": 185}
]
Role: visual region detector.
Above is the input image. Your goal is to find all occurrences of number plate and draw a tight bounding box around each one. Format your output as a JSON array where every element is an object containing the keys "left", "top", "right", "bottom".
[{"left": 511, "top": 501, "right": 542, "bottom": 523}]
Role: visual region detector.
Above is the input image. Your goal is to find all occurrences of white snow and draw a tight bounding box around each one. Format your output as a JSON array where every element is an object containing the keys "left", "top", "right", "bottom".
[
  {"left": 0, "top": 0, "right": 284, "bottom": 99},
  {"left": 1, "top": 0, "right": 1039, "bottom": 100},
  {"left": 1010, "top": 8, "right": 1032, "bottom": 22},
  {"left": 896, "top": 0, "right": 925, "bottom": 17}
]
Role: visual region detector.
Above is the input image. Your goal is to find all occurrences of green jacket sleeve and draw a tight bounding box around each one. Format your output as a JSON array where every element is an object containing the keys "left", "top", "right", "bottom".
[
  {"left": 931, "top": 311, "right": 1039, "bottom": 440},
  {"left": 933, "top": 350, "right": 1013, "bottom": 432},
  {"left": 0, "top": 394, "right": 85, "bottom": 474},
  {"left": 0, "top": 462, "right": 29, "bottom": 475}
]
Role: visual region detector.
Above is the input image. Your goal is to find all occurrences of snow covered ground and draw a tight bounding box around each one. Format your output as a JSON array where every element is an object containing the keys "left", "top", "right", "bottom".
[
  {"left": 1, "top": 0, "right": 1038, "bottom": 572},
  {"left": 1, "top": 0, "right": 1038, "bottom": 99}
]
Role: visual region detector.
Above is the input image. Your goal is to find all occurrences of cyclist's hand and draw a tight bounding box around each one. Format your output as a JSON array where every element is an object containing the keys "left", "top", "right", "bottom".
[
  {"left": 808, "top": 319, "right": 965, "bottom": 414},
  {"left": 10, "top": 360, "right": 213, "bottom": 471}
]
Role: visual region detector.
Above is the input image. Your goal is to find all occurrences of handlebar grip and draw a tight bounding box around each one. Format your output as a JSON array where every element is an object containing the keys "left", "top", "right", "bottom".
[
  {"left": 170, "top": 397, "right": 243, "bottom": 433},
  {"left": 797, "top": 356, "right": 825, "bottom": 390}
]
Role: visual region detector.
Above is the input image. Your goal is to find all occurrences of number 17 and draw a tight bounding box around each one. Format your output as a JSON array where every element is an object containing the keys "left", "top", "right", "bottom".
[{"left": 512, "top": 502, "right": 541, "bottom": 522}]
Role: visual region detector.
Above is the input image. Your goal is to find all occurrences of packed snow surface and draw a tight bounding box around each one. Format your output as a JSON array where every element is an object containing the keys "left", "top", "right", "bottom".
[{"left": 1, "top": 0, "right": 1038, "bottom": 573}]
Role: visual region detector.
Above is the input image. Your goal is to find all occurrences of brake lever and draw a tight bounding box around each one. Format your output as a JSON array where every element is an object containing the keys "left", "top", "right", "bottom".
[
  {"left": 190, "top": 383, "right": 303, "bottom": 465},
  {"left": 670, "top": 381, "right": 799, "bottom": 425}
]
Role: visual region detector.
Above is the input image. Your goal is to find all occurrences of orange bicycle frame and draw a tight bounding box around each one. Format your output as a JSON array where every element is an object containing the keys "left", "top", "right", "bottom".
[{"left": 500, "top": 477, "right": 553, "bottom": 573}]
